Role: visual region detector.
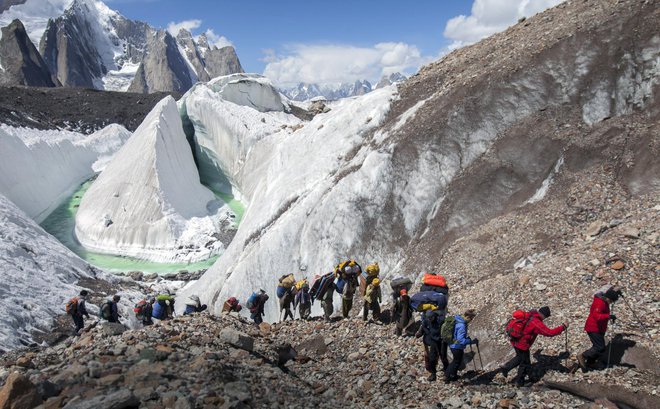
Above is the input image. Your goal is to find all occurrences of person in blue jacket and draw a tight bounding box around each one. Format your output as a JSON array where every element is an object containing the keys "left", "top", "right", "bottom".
[{"left": 445, "top": 309, "right": 478, "bottom": 383}]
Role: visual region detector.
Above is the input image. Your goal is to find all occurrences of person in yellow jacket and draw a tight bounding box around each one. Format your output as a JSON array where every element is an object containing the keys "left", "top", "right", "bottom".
[{"left": 363, "top": 278, "right": 382, "bottom": 322}]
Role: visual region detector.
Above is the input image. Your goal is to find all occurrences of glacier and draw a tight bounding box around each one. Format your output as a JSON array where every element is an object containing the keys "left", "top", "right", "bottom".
[
  {"left": 0, "top": 123, "right": 130, "bottom": 223},
  {"left": 178, "top": 82, "right": 398, "bottom": 319},
  {"left": 74, "top": 96, "right": 233, "bottom": 263},
  {"left": 0, "top": 192, "right": 102, "bottom": 351}
]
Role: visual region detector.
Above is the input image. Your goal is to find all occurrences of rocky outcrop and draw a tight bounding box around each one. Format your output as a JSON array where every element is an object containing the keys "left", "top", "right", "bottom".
[
  {"left": 204, "top": 45, "right": 244, "bottom": 79},
  {"left": 0, "top": 19, "right": 56, "bottom": 87},
  {"left": 176, "top": 29, "right": 210, "bottom": 82},
  {"left": 374, "top": 72, "right": 407, "bottom": 89},
  {"left": 128, "top": 29, "right": 193, "bottom": 93}
]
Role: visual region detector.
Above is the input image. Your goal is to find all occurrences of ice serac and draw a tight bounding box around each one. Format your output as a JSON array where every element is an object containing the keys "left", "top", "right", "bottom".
[
  {"left": 181, "top": 0, "right": 659, "bottom": 321},
  {"left": 75, "top": 96, "right": 229, "bottom": 262},
  {"left": 128, "top": 29, "right": 193, "bottom": 93},
  {"left": 179, "top": 74, "right": 295, "bottom": 194},
  {"left": 0, "top": 124, "right": 130, "bottom": 222},
  {"left": 0, "top": 192, "right": 100, "bottom": 350},
  {"left": 0, "top": 18, "right": 57, "bottom": 86}
]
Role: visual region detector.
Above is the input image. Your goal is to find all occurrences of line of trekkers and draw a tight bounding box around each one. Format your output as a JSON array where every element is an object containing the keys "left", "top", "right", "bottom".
[
  {"left": 242, "top": 260, "right": 625, "bottom": 386},
  {"left": 66, "top": 260, "right": 624, "bottom": 387}
]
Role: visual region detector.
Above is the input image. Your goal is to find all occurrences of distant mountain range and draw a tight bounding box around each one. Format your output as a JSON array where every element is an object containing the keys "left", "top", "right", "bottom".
[
  {"left": 281, "top": 72, "right": 407, "bottom": 101},
  {"left": 0, "top": 0, "right": 243, "bottom": 93}
]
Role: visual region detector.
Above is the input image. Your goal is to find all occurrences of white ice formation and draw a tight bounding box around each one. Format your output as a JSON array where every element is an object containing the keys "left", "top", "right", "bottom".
[{"left": 74, "top": 96, "right": 230, "bottom": 262}]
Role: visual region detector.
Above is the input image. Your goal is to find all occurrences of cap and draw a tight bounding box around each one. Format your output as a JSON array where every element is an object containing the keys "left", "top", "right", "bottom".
[
  {"left": 372, "top": 278, "right": 380, "bottom": 286},
  {"left": 112, "top": 295, "right": 121, "bottom": 301},
  {"left": 79, "top": 290, "right": 89, "bottom": 297},
  {"left": 604, "top": 288, "right": 620, "bottom": 302},
  {"left": 539, "top": 306, "right": 551, "bottom": 318}
]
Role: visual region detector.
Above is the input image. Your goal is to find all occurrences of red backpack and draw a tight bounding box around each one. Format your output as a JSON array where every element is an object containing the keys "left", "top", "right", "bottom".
[{"left": 505, "top": 310, "right": 531, "bottom": 341}]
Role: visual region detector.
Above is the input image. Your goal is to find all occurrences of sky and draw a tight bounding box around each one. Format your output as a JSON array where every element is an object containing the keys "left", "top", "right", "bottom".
[{"left": 106, "top": 0, "right": 562, "bottom": 86}]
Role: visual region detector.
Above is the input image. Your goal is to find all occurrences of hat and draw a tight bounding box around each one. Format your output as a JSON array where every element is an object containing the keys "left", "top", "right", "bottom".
[
  {"left": 372, "top": 278, "right": 380, "bottom": 286},
  {"left": 190, "top": 295, "right": 200, "bottom": 302},
  {"left": 539, "top": 306, "right": 551, "bottom": 318},
  {"left": 604, "top": 288, "right": 620, "bottom": 302},
  {"left": 229, "top": 297, "right": 237, "bottom": 304},
  {"left": 79, "top": 290, "right": 89, "bottom": 297},
  {"left": 112, "top": 295, "right": 121, "bottom": 301}
]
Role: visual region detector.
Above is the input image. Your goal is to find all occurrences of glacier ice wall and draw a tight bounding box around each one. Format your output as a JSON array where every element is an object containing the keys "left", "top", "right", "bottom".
[{"left": 75, "top": 96, "right": 230, "bottom": 262}]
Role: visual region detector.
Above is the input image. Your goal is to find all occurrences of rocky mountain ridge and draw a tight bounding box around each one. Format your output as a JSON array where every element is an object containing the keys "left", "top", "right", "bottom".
[
  {"left": 0, "top": 0, "right": 243, "bottom": 92},
  {"left": 281, "top": 73, "right": 407, "bottom": 101}
]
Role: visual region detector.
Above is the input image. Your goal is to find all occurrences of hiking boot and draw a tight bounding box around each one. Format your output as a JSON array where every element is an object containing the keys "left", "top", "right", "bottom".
[
  {"left": 577, "top": 354, "right": 588, "bottom": 371},
  {"left": 427, "top": 373, "right": 437, "bottom": 382}
]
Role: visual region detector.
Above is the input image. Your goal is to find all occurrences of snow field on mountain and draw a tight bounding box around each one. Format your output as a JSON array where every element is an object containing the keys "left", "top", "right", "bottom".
[
  {"left": 74, "top": 96, "right": 231, "bottom": 263},
  {"left": 180, "top": 86, "right": 398, "bottom": 320},
  {"left": 0, "top": 0, "right": 72, "bottom": 44},
  {"left": 0, "top": 123, "right": 130, "bottom": 222}
]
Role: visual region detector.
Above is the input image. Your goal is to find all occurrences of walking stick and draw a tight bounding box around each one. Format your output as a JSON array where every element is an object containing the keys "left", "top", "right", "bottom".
[
  {"left": 564, "top": 329, "right": 569, "bottom": 370},
  {"left": 621, "top": 294, "right": 654, "bottom": 343},
  {"left": 606, "top": 305, "right": 614, "bottom": 369},
  {"left": 476, "top": 343, "right": 484, "bottom": 370},
  {"left": 469, "top": 344, "right": 478, "bottom": 371}
]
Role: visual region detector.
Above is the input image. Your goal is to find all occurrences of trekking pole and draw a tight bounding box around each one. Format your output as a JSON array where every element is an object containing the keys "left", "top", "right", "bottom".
[
  {"left": 606, "top": 305, "right": 614, "bottom": 369},
  {"left": 476, "top": 344, "right": 484, "bottom": 371},
  {"left": 564, "top": 330, "right": 569, "bottom": 370},
  {"left": 469, "top": 344, "right": 478, "bottom": 372},
  {"left": 621, "top": 294, "right": 654, "bottom": 343}
]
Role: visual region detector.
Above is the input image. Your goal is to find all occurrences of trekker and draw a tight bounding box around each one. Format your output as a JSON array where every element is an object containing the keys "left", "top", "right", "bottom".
[
  {"left": 222, "top": 297, "right": 242, "bottom": 313},
  {"left": 445, "top": 309, "right": 479, "bottom": 383},
  {"left": 501, "top": 306, "right": 567, "bottom": 386},
  {"left": 183, "top": 295, "right": 208, "bottom": 315},
  {"left": 336, "top": 263, "right": 359, "bottom": 318},
  {"left": 153, "top": 293, "right": 175, "bottom": 320},
  {"left": 322, "top": 281, "right": 335, "bottom": 321},
  {"left": 294, "top": 284, "right": 312, "bottom": 320},
  {"left": 394, "top": 289, "right": 413, "bottom": 336},
  {"left": 100, "top": 295, "right": 121, "bottom": 323},
  {"left": 418, "top": 306, "right": 449, "bottom": 381},
  {"left": 363, "top": 278, "right": 382, "bottom": 322},
  {"left": 67, "top": 290, "right": 90, "bottom": 334},
  {"left": 249, "top": 290, "right": 269, "bottom": 325},
  {"left": 577, "top": 287, "right": 621, "bottom": 371},
  {"left": 133, "top": 297, "right": 154, "bottom": 326},
  {"left": 280, "top": 289, "right": 295, "bottom": 321}
]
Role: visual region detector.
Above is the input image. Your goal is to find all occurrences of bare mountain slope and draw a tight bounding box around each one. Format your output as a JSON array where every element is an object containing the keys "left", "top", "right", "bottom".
[{"left": 183, "top": 0, "right": 659, "bottom": 329}]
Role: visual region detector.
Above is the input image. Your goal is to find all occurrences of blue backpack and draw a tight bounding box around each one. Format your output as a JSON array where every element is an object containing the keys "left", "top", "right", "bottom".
[
  {"left": 335, "top": 278, "right": 347, "bottom": 294},
  {"left": 410, "top": 291, "right": 447, "bottom": 311},
  {"left": 246, "top": 292, "right": 258, "bottom": 309}
]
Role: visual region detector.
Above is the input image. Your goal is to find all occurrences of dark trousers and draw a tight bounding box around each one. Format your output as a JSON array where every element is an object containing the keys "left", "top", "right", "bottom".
[
  {"left": 501, "top": 347, "right": 531, "bottom": 383},
  {"left": 362, "top": 300, "right": 381, "bottom": 321},
  {"left": 299, "top": 303, "right": 311, "bottom": 320},
  {"left": 251, "top": 312, "right": 263, "bottom": 325},
  {"left": 342, "top": 298, "right": 353, "bottom": 318},
  {"left": 72, "top": 315, "right": 84, "bottom": 333},
  {"left": 424, "top": 339, "right": 449, "bottom": 373},
  {"left": 582, "top": 332, "right": 606, "bottom": 363},
  {"left": 446, "top": 348, "right": 464, "bottom": 380}
]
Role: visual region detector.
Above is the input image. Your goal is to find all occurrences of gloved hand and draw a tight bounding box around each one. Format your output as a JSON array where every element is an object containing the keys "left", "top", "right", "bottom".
[
  {"left": 472, "top": 338, "right": 479, "bottom": 345},
  {"left": 609, "top": 314, "right": 617, "bottom": 323}
]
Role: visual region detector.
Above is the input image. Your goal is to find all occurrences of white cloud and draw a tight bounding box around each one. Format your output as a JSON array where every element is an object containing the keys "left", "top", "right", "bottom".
[
  {"left": 202, "top": 29, "right": 233, "bottom": 49},
  {"left": 263, "top": 42, "right": 429, "bottom": 87},
  {"left": 444, "top": 0, "right": 565, "bottom": 48},
  {"left": 166, "top": 19, "right": 202, "bottom": 36}
]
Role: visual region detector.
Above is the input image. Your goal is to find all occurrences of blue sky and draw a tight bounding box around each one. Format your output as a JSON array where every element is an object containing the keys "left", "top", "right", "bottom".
[{"left": 106, "top": 0, "right": 564, "bottom": 86}]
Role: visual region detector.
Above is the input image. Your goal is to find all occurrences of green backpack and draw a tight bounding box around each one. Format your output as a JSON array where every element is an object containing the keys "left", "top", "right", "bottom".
[{"left": 440, "top": 315, "right": 457, "bottom": 344}]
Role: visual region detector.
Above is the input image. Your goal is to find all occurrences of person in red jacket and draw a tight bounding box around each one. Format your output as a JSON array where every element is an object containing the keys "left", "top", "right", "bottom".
[
  {"left": 501, "top": 306, "right": 567, "bottom": 387},
  {"left": 577, "top": 287, "right": 620, "bottom": 370}
]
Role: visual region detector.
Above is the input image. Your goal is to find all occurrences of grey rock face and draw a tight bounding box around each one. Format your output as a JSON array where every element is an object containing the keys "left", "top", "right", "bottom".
[
  {"left": 375, "top": 72, "right": 407, "bottom": 89},
  {"left": 204, "top": 45, "right": 244, "bottom": 79},
  {"left": 0, "top": 19, "right": 56, "bottom": 87},
  {"left": 128, "top": 29, "right": 193, "bottom": 93},
  {"left": 176, "top": 29, "right": 209, "bottom": 82}
]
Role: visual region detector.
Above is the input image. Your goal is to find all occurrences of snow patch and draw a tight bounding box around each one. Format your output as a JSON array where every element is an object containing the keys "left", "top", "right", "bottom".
[
  {"left": 100, "top": 62, "right": 140, "bottom": 92},
  {"left": 0, "top": 0, "right": 73, "bottom": 45},
  {"left": 526, "top": 155, "right": 565, "bottom": 204}
]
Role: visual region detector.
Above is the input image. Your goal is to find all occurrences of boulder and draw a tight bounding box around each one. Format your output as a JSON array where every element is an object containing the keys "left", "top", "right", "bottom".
[
  {"left": 218, "top": 329, "right": 254, "bottom": 352},
  {"left": 61, "top": 388, "right": 139, "bottom": 409},
  {"left": 99, "top": 322, "right": 127, "bottom": 336},
  {"left": 0, "top": 372, "right": 42, "bottom": 409}
]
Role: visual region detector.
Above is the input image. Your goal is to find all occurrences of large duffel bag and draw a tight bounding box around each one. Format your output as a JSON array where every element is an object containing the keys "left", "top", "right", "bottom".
[{"left": 410, "top": 291, "right": 447, "bottom": 312}]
